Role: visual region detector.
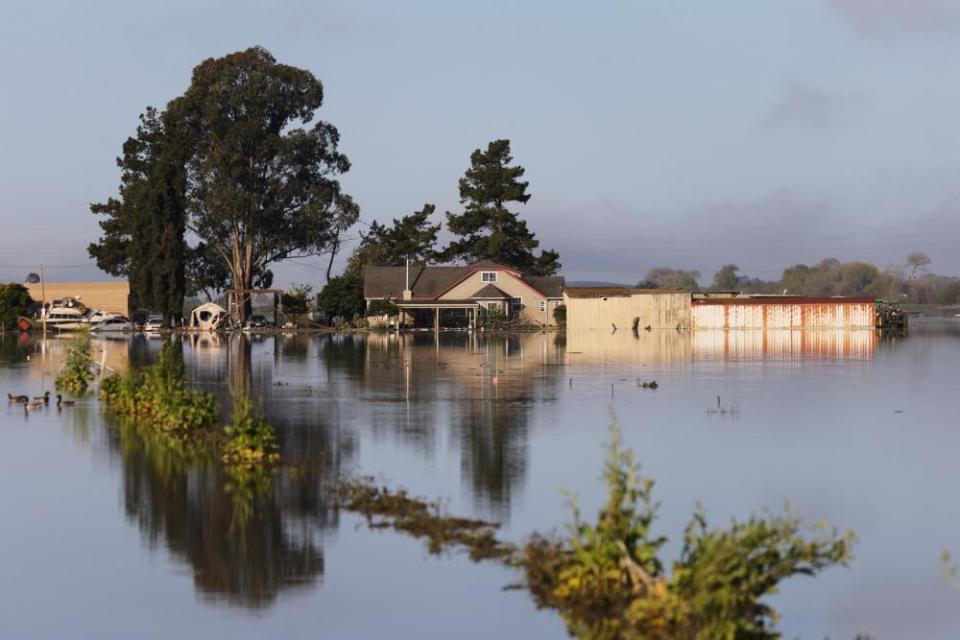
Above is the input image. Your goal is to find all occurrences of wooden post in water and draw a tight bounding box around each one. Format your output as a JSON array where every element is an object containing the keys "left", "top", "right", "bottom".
[{"left": 39, "top": 263, "right": 47, "bottom": 339}]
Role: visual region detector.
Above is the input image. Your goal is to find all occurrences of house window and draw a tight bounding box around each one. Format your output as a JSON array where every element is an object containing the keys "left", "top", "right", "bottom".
[
  {"left": 481, "top": 272, "right": 497, "bottom": 282},
  {"left": 538, "top": 301, "right": 546, "bottom": 312},
  {"left": 487, "top": 302, "right": 499, "bottom": 310},
  {"left": 554, "top": 300, "right": 561, "bottom": 306},
  {"left": 511, "top": 297, "right": 523, "bottom": 313}
]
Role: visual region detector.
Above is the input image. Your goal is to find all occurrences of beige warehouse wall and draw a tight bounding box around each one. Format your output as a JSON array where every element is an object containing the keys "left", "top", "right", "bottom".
[
  {"left": 442, "top": 271, "right": 558, "bottom": 326},
  {"left": 564, "top": 292, "right": 691, "bottom": 331},
  {"left": 25, "top": 282, "right": 130, "bottom": 314}
]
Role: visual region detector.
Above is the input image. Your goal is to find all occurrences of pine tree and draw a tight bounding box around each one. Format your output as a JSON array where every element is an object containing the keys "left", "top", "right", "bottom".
[
  {"left": 345, "top": 204, "right": 441, "bottom": 277},
  {"left": 444, "top": 139, "right": 560, "bottom": 276},
  {"left": 90, "top": 107, "right": 187, "bottom": 325}
]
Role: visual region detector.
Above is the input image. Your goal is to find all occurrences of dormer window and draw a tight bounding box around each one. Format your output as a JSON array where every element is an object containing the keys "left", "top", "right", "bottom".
[{"left": 481, "top": 272, "right": 497, "bottom": 282}]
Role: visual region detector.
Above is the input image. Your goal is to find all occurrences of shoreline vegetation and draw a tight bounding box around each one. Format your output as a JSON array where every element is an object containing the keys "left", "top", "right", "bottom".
[
  {"left": 340, "top": 426, "right": 854, "bottom": 640},
  {"left": 63, "top": 333, "right": 856, "bottom": 639}
]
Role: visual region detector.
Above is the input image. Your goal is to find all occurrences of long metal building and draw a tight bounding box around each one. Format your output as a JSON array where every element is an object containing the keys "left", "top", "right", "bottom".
[{"left": 564, "top": 288, "right": 877, "bottom": 331}]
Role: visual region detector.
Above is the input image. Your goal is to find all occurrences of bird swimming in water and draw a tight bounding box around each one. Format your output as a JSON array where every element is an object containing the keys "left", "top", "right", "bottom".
[
  {"left": 56, "top": 395, "right": 75, "bottom": 408},
  {"left": 33, "top": 391, "right": 50, "bottom": 404},
  {"left": 8, "top": 394, "right": 29, "bottom": 403}
]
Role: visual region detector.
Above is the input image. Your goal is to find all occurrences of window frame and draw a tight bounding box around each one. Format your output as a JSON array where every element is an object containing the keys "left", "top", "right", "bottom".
[{"left": 481, "top": 271, "right": 497, "bottom": 283}]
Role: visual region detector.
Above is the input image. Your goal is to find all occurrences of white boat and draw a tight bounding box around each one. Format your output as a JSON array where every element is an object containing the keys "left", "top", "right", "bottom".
[
  {"left": 40, "top": 298, "right": 89, "bottom": 330},
  {"left": 39, "top": 299, "right": 132, "bottom": 332}
]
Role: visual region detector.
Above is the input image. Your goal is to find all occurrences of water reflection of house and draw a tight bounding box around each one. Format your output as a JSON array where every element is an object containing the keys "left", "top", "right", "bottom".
[
  {"left": 361, "top": 332, "right": 564, "bottom": 517},
  {"left": 362, "top": 262, "right": 565, "bottom": 328}
]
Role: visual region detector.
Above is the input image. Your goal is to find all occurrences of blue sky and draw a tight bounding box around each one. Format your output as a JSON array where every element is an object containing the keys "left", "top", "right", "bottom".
[{"left": 2, "top": 0, "right": 959, "bottom": 286}]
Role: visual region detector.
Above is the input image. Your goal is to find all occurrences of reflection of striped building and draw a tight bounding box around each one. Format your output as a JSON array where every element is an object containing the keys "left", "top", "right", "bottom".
[
  {"left": 25, "top": 281, "right": 129, "bottom": 315},
  {"left": 563, "top": 328, "right": 878, "bottom": 363},
  {"left": 691, "top": 329, "right": 878, "bottom": 359}
]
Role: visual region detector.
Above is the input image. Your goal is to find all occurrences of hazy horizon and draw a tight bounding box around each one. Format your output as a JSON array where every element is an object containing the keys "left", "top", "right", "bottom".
[{"left": 2, "top": 0, "right": 959, "bottom": 287}]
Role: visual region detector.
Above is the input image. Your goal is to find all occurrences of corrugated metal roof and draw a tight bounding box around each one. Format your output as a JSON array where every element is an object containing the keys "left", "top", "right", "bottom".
[
  {"left": 564, "top": 287, "right": 685, "bottom": 299},
  {"left": 692, "top": 296, "right": 875, "bottom": 305}
]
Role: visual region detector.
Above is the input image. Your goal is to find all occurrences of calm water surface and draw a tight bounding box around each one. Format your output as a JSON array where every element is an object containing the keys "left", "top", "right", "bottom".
[{"left": 1, "top": 324, "right": 959, "bottom": 639}]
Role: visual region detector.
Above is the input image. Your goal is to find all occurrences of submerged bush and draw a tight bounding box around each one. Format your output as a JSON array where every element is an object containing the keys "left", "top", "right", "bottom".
[
  {"left": 338, "top": 478, "right": 512, "bottom": 561},
  {"left": 100, "top": 344, "right": 218, "bottom": 432},
  {"left": 521, "top": 425, "right": 855, "bottom": 640},
  {"left": 222, "top": 394, "right": 280, "bottom": 467},
  {"left": 56, "top": 334, "right": 95, "bottom": 392}
]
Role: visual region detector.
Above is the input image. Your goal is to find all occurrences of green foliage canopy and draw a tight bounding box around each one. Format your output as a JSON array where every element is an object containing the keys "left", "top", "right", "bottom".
[
  {"left": 179, "top": 47, "right": 358, "bottom": 317},
  {"left": 316, "top": 275, "right": 364, "bottom": 321},
  {"left": 345, "top": 203, "right": 441, "bottom": 278},
  {"left": 444, "top": 139, "right": 560, "bottom": 276},
  {"left": 89, "top": 107, "right": 188, "bottom": 322},
  {"left": 0, "top": 283, "right": 33, "bottom": 330}
]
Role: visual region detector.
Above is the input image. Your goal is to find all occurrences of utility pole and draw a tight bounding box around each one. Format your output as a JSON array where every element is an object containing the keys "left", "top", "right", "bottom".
[{"left": 39, "top": 263, "right": 47, "bottom": 338}]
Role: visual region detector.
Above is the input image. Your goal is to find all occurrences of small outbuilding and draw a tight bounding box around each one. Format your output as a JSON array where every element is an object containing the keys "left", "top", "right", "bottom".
[{"left": 190, "top": 302, "right": 228, "bottom": 332}]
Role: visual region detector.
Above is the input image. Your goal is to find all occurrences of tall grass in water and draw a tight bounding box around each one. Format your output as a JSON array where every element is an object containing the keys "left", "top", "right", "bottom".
[
  {"left": 99, "top": 344, "right": 218, "bottom": 432},
  {"left": 55, "top": 333, "right": 95, "bottom": 392}
]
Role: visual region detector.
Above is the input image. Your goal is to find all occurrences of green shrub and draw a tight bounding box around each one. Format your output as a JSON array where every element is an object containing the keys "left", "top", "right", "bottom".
[
  {"left": 99, "top": 345, "right": 218, "bottom": 432},
  {"left": 366, "top": 298, "right": 399, "bottom": 317},
  {"left": 483, "top": 307, "right": 508, "bottom": 329},
  {"left": 56, "top": 334, "right": 95, "bottom": 392},
  {"left": 222, "top": 393, "right": 279, "bottom": 467},
  {"left": 316, "top": 275, "right": 364, "bottom": 321},
  {"left": 0, "top": 283, "right": 33, "bottom": 330},
  {"left": 522, "top": 425, "right": 854, "bottom": 640},
  {"left": 553, "top": 303, "right": 567, "bottom": 327}
]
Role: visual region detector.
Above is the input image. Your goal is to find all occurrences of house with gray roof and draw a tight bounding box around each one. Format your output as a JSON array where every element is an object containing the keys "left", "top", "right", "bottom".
[{"left": 363, "top": 262, "right": 565, "bottom": 328}]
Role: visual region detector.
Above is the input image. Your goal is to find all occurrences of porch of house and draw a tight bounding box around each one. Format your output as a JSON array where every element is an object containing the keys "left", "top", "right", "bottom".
[{"left": 395, "top": 299, "right": 512, "bottom": 330}]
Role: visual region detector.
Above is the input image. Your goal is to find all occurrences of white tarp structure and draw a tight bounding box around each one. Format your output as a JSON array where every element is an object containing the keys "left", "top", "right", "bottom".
[{"left": 190, "top": 302, "right": 228, "bottom": 331}]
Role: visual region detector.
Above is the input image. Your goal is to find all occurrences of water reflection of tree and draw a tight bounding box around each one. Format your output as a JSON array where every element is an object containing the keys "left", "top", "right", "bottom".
[
  {"left": 450, "top": 334, "right": 561, "bottom": 518},
  {"left": 93, "top": 334, "right": 349, "bottom": 610},
  {"left": 357, "top": 332, "right": 562, "bottom": 519},
  {"left": 108, "top": 417, "right": 328, "bottom": 608}
]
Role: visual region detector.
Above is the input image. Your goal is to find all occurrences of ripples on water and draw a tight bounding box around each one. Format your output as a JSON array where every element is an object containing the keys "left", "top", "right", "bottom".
[{"left": 0, "top": 324, "right": 958, "bottom": 639}]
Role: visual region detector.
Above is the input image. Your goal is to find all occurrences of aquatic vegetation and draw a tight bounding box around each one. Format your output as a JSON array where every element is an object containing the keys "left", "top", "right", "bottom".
[
  {"left": 100, "top": 345, "right": 218, "bottom": 432},
  {"left": 55, "top": 334, "right": 95, "bottom": 392},
  {"left": 222, "top": 394, "right": 280, "bottom": 467},
  {"left": 337, "top": 478, "right": 513, "bottom": 561},
  {"left": 519, "top": 425, "right": 855, "bottom": 640},
  {"left": 942, "top": 551, "right": 960, "bottom": 590}
]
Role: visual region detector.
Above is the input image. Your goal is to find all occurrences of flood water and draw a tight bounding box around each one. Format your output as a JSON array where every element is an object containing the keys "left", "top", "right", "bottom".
[{"left": 1, "top": 323, "right": 959, "bottom": 639}]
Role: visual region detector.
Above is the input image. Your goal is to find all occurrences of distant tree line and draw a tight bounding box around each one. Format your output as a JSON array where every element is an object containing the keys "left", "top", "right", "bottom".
[{"left": 639, "top": 251, "right": 960, "bottom": 305}]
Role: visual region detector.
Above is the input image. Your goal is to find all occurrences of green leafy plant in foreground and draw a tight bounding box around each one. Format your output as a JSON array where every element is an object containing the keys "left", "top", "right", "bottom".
[
  {"left": 222, "top": 393, "right": 279, "bottom": 467},
  {"left": 55, "top": 333, "right": 95, "bottom": 392},
  {"left": 99, "top": 344, "right": 218, "bottom": 432},
  {"left": 520, "top": 425, "right": 855, "bottom": 640}
]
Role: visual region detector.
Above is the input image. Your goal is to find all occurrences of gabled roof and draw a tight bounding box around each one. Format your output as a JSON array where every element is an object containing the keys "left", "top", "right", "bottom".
[
  {"left": 470, "top": 284, "right": 511, "bottom": 299},
  {"left": 363, "top": 265, "right": 470, "bottom": 299},
  {"left": 523, "top": 276, "right": 565, "bottom": 298},
  {"left": 363, "top": 263, "right": 566, "bottom": 300}
]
